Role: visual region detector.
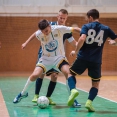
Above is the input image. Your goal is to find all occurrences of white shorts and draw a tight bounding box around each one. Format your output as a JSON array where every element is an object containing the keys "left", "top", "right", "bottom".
[{"left": 36, "top": 55, "right": 68, "bottom": 73}]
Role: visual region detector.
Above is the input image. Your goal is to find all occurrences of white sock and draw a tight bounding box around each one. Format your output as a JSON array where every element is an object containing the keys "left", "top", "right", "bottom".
[
  {"left": 66, "top": 80, "right": 70, "bottom": 95},
  {"left": 21, "top": 78, "right": 34, "bottom": 95}
]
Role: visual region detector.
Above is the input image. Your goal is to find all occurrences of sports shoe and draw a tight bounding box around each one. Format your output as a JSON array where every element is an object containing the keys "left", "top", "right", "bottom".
[
  {"left": 72, "top": 99, "right": 81, "bottom": 108},
  {"left": 47, "top": 97, "right": 56, "bottom": 105},
  {"left": 67, "top": 89, "right": 79, "bottom": 106},
  {"left": 85, "top": 100, "right": 95, "bottom": 112},
  {"left": 32, "top": 95, "right": 39, "bottom": 103},
  {"left": 13, "top": 92, "right": 28, "bottom": 103}
]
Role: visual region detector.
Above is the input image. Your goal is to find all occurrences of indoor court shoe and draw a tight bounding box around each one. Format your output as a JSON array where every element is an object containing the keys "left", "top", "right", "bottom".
[
  {"left": 73, "top": 99, "right": 81, "bottom": 108},
  {"left": 85, "top": 100, "right": 95, "bottom": 112},
  {"left": 13, "top": 92, "right": 28, "bottom": 103},
  {"left": 32, "top": 94, "right": 39, "bottom": 103},
  {"left": 47, "top": 97, "right": 56, "bottom": 105},
  {"left": 67, "top": 89, "right": 79, "bottom": 106}
]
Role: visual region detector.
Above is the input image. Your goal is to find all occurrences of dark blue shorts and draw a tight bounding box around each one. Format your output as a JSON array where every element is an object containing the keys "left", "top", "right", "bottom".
[{"left": 70, "top": 58, "right": 101, "bottom": 81}]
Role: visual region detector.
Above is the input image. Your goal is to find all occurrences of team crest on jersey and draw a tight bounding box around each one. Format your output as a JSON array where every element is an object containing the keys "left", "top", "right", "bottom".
[
  {"left": 45, "top": 40, "right": 58, "bottom": 52},
  {"left": 54, "top": 34, "right": 58, "bottom": 37}
]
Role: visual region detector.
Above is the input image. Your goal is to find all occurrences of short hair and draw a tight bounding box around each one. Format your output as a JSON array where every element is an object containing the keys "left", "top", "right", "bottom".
[
  {"left": 38, "top": 19, "right": 50, "bottom": 30},
  {"left": 87, "top": 9, "right": 99, "bottom": 19},
  {"left": 59, "top": 9, "right": 68, "bottom": 15}
]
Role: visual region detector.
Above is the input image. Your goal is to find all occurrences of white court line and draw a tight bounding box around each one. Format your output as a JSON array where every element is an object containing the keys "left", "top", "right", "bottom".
[
  {"left": 57, "top": 80, "right": 117, "bottom": 104},
  {"left": 0, "top": 90, "right": 10, "bottom": 117}
]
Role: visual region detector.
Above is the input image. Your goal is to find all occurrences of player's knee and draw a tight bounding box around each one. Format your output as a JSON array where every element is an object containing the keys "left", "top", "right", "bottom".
[
  {"left": 92, "top": 80, "right": 100, "bottom": 89},
  {"left": 51, "top": 73, "right": 58, "bottom": 81},
  {"left": 30, "top": 72, "right": 42, "bottom": 81}
]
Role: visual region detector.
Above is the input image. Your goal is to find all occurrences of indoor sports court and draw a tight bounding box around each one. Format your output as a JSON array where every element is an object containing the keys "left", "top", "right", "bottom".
[
  {"left": 0, "top": 0, "right": 117, "bottom": 117},
  {"left": 0, "top": 75, "right": 117, "bottom": 117}
]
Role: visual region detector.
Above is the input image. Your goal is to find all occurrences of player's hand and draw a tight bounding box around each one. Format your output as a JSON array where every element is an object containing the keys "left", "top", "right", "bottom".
[
  {"left": 21, "top": 42, "right": 27, "bottom": 49},
  {"left": 108, "top": 39, "right": 117, "bottom": 45},
  {"left": 70, "top": 51, "right": 76, "bottom": 57}
]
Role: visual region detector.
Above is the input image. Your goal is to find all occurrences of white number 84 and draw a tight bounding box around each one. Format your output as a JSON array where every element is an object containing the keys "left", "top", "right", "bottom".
[{"left": 86, "top": 29, "right": 104, "bottom": 46}]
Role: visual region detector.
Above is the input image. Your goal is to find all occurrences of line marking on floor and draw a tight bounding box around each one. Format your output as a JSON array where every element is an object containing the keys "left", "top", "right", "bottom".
[
  {"left": 0, "top": 90, "right": 10, "bottom": 117},
  {"left": 57, "top": 80, "right": 117, "bottom": 104}
]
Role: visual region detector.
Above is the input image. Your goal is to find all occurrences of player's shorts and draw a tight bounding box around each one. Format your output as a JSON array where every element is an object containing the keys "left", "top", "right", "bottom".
[
  {"left": 36, "top": 55, "right": 69, "bottom": 74},
  {"left": 46, "top": 68, "right": 59, "bottom": 76},
  {"left": 37, "top": 49, "right": 59, "bottom": 76},
  {"left": 70, "top": 58, "right": 101, "bottom": 81}
]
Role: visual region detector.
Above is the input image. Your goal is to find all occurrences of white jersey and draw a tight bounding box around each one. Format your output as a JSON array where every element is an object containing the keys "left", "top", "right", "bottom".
[{"left": 36, "top": 25, "right": 73, "bottom": 57}]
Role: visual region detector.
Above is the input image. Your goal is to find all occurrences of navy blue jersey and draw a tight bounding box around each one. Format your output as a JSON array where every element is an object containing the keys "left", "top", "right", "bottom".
[
  {"left": 38, "top": 22, "right": 72, "bottom": 57},
  {"left": 78, "top": 21, "right": 117, "bottom": 63}
]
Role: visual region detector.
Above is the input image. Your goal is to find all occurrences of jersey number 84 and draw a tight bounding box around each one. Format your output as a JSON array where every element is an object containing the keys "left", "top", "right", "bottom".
[{"left": 86, "top": 29, "right": 104, "bottom": 46}]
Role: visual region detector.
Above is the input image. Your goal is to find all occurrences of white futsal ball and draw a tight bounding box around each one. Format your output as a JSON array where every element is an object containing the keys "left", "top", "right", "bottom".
[{"left": 37, "top": 96, "right": 49, "bottom": 109}]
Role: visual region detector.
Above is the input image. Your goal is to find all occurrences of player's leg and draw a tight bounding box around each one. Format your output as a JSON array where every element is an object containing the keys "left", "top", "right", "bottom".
[
  {"left": 58, "top": 59, "right": 79, "bottom": 107},
  {"left": 13, "top": 67, "right": 44, "bottom": 103},
  {"left": 66, "top": 80, "right": 81, "bottom": 108},
  {"left": 46, "top": 71, "right": 58, "bottom": 105},
  {"left": 69, "top": 58, "right": 87, "bottom": 107},
  {"left": 32, "top": 74, "right": 45, "bottom": 103},
  {"left": 85, "top": 62, "right": 101, "bottom": 112},
  {"left": 32, "top": 47, "right": 45, "bottom": 103},
  {"left": 85, "top": 81, "right": 99, "bottom": 112}
]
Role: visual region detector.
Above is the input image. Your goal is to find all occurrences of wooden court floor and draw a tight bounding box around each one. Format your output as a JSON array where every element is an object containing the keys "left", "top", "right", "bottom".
[{"left": 0, "top": 73, "right": 117, "bottom": 117}]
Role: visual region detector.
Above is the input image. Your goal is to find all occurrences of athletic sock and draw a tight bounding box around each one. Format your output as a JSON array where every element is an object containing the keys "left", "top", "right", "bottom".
[
  {"left": 46, "top": 81, "right": 56, "bottom": 97},
  {"left": 67, "top": 76, "right": 76, "bottom": 90},
  {"left": 88, "top": 87, "right": 98, "bottom": 101},
  {"left": 21, "top": 78, "right": 34, "bottom": 95},
  {"left": 35, "top": 78, "right": 43, "bottom": 95}
]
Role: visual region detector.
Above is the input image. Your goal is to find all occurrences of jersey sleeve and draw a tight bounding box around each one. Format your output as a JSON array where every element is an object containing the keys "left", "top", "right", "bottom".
[
  {"left": 35, "top": 30, "right": 41, "bottom": 40},
  {"left": 108, "top": 27, "right": 117, "bottom": 40},
  {"left": 58, "top": 25, "right": 73, "bottom": 34},
  {"left": 80, "top": 25, "right": 88, "bottom": 36},
  {"left": 63, "top": 33, "right": 74, "bottom": 42},
  {"left": 50, "top": 22, "right": 57, "bottom": 25}
]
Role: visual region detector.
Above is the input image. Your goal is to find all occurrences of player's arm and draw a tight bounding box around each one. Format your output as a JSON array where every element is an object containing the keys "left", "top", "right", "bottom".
[
  {"left": 68, "top": 36, "right": 77, "bottom": 47},
  {"left": 58, "top": 25, "right": 81, "bottom": 34},
  {"left": 66, "top": 33, "right": 77, "bottom": 47},
  {"left": 22, "top": 32, "right": 36, "bottom": 49},
  {"left": 72, "top": 27, "right": 81, "bottom": 33},
  {"left": 70, "top": 34, "right": 86, "bottom": 57},
  {"left": 107, "top": 28, "right": 117, "bottom": 46},
  {"left": 70, "top": 40, "right": 78, "bottom": 47},
  {"left": 108, "top": 39, "right": 117, "bottom": 45}
]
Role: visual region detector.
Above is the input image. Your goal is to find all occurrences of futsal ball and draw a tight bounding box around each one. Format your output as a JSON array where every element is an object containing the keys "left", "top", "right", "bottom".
[{"left": 37, "top": 96, "right": 49, "bottom": 109}]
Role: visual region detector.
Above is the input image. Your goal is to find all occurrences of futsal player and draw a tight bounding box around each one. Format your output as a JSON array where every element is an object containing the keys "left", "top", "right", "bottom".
[
  {"left": 13, "top": 19, "right": 80, "bottom": 107},
  {"left": 21, "top": 9, "right": 81, "bottom": 107},
  {"left": 70, "top": 9, "right": 117, "bottom": 112}
]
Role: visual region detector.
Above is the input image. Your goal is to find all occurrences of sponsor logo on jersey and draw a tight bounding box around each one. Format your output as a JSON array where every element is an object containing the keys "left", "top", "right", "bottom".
[{"left": 45, "top": 40, "right": 58, "bottom": 52}]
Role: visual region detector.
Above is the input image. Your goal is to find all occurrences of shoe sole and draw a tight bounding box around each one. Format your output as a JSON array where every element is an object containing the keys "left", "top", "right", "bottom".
[
  {"left": 13, "top": 95, "right": 28, "bottom": 103},
  {"left": 32, "top": 100, "right": 37, "bottom": 103},
  {"left": 85, "top": 105, "right": 95, "bottom": 112},
  {"left": 73, "top": 104, "right": 81, "bottom": 108},
  {"left": 67, "top": 91, "right": 79, "bottom": 106}
]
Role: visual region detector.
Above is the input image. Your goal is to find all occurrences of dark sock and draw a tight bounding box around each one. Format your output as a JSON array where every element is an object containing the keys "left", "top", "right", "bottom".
[
  {"left": 88, "top": 87, "right": 98, "bottom": 101},
  {"left": 68, "top": 76, "right": 76, "bottom": 90},
  {"left": 46, "top": 81, "right": 56, "bottom": 97},
  {"left": 35, "top": 78, "right": 43, "bottom": 95}
]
